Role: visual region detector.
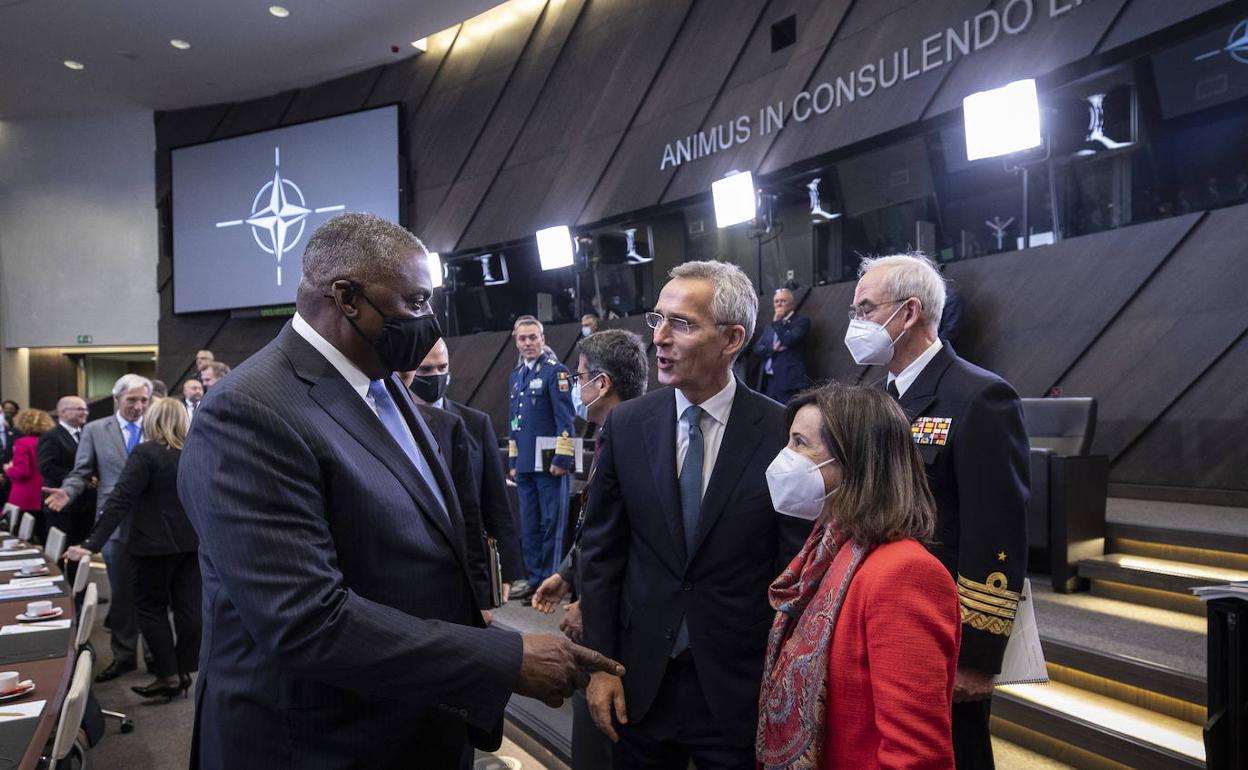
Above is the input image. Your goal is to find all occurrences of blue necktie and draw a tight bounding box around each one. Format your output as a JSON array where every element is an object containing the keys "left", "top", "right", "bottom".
[
  {"left": 367, "top": 380, "right": 449, "bottom": 522},
  {"left": 123, "top": 422, "right": 141, "bottom": 454},
  {"left": 672, "top": 405, "right": 704, "bottom": 657}
]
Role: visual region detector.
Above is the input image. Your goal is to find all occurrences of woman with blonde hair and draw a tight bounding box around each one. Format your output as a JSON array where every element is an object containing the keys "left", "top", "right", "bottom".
[
  {"left": 3, "top": 409, "right": 55, "bottom": 540},
  {"left": 757, "top": 383, "right": 961, "bottom": 769},
  {"left": 67, "top": 397, "right": 201, "bottom": 701}
]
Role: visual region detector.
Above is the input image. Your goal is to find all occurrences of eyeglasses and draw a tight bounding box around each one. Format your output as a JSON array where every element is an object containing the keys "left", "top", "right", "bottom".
[
  {"left": 645, "top": 311, "right": 731, "bottom": 336},
  {"left": 569, "top": 370, "right": 603, "bottom": 385},
  {"left": 846, "top": 297, "right": 908, "bottom": 321}
]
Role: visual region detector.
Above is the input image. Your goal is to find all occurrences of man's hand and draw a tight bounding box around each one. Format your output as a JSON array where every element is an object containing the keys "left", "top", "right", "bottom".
[
  {"left": 549, "top": 464, "right": 569, "bottom": 477},
  {"left": 773, "top": 308, "right": 786, "bottom": 322},
  {"left": 509, "top": 468, "right": 517, "bottom": 481},
  {"left": 481, "top": 609, "right": 493, "bottom": 626},
  {"left": 501, "top": 581, "right": 511, "bottom": 603},
  {"left": 64, "top": 545, "right": 93, "bottom": 562},
  {"left": 587, "top": 671, "right": 628, "bottom": 742},
  {"left": 560, "top": 601, "right": 583, "bottom": 643},
  {"left": 2, "top": 462, "right": 10, "bottom": 473},
  {"left": 953, "top": 667, "right": 995, "bottom": 703},
  {"left": 515, "top": 634, "right": 624, "bottom": 709},
  {"left": 44, "top": 489, "right": 69, "bottom": 513},
  {"left": 532, "top": 573, "right": 568, "bottom": 613}
]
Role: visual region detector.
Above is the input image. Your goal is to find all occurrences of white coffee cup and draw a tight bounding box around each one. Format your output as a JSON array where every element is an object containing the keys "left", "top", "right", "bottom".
[
  {"left": 0, "top": 672, "right": 18, "bottom": 692},
  {"left": 25, "top": 601, "right": 53, "bottom": 617},
  {"left": 2, "top": 539, "right": 18, "bottom": 550}
]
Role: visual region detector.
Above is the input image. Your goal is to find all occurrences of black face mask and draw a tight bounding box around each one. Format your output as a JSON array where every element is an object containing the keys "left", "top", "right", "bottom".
[
  {"left": 410, "top": 373, "right": 449, "bottom": 404},
  {"left": 344, "top": 288, "right": 443, "bottom": 373}
]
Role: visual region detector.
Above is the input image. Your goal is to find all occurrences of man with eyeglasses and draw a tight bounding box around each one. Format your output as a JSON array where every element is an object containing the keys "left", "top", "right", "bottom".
[
  {"left": 508, "top": 316, "right": 577, "bottom": 601},
  {"left": 36, "top": 396, "right": 96, "bottom": 546},
  {"left": 581, "top": 260, "right": 809, "bottom": 769},
  {"left": 849, "top": 253, "right": 1028, "bottom": 770}
]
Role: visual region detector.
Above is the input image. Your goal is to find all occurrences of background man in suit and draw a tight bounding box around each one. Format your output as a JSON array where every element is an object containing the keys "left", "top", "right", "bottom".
[
  {"left": 752, "top": 287, "right": 809, "bottom": 405},
  {"left": 581, "top": 260, "right": 809, "bottom": 769},
  {"left": 181, "top": 378, "right": 204, "bottom": 422},
  {"left": 0, "top": 404, "right": 14, "bottom": 503},
  {"left": 508, "top": 317, "right": 577, "bottom": 598},
  {"left": 178, "top": 212, "right": 620, "bottom": 770},
  {"left": 199, "top": 361, "right": 230, "bottom": 389},
  {"left": 406, "top": 338, "right": 524, "bottom": 602},
  {"left": 46, "top": 374, "right": 152, "bottom": 682},
  {"left": 36, "top": 396, "right": 96, "bottom": 545},
  {"left": 848, "top": 253, "right": 1029, "bottom": 770},
  {"left": 194, "top": 350, "right": 214, "bottom": 381}
]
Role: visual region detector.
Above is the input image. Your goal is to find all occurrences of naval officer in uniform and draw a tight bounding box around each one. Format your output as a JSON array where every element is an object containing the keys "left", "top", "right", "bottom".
[{"left": 509, "top": 316, "right": 577, "bottom": 596}]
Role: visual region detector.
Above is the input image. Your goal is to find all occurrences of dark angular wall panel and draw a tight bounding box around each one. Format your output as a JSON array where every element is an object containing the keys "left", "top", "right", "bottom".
[
  {"left": 1113, "top": 329, "right": 1248, "bottom": 491},
  {"left": 923, "top": 0, "right": 1129, "bottom": 119},
  {"left": 1097, "top": 0, "right": 1231, "bottom": 54},
  {"left": 1057, "top": 203, "right": 1248, "bottom": 462},
  {"left": 445, "top": 330, "right": 510, "bottom": 406},
  {"left": 280, "top": 68, "right": 380, "bottom": 125},
  {"left": 942, "top": 213, "right": 1199, "bottom": 398}
]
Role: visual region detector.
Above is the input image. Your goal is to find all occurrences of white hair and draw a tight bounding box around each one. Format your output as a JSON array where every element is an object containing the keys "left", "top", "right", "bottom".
[
  {"left": 112, "top": 373, "right": 153, "bottom": 400},
  {"left": 858, "top": 253, "right": 946, "bottom": 328},
  {"left": 668, "top": 260, "right": 759, "bottom": 351}
]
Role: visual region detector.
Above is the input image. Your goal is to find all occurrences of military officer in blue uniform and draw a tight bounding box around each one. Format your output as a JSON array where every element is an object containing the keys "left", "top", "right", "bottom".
[{"left": 508, "top": 316, "right": 577, "bottom": 592}]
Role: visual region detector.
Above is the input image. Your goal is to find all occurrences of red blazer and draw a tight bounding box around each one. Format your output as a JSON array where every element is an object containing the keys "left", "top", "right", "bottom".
[
  {"left": 821, "top": 538, "right": 960, "bottom": 770},
  {"left": 4, "top": 436, "right": 44, "bottom": 511}
]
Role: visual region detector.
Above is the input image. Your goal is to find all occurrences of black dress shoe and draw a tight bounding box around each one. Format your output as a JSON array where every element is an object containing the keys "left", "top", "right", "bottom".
[
  {"left": 95, "top": 659, "right": 137, "bottom": 683},
  {"left": 131, "top": 677, "right": 189, "bottom": 701}
]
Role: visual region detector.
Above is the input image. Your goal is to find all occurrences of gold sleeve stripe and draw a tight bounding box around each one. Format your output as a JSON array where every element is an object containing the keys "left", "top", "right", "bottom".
[
  {"left": 508, "top": 440, "right": 518, "bottom": 458},
  {"left": 555, "top": 435, "right": 576, "bottom": 457},
  {"left": 962, "top": 606, "right": 1014, "bottom": 636},
  {"left": 959, "top": 594, "right": 1018, "bottom": 620},
  {"left": 957, "top": 572, "right": 1022, "bottom": 600},
  {"left": 957, "top": 585, "right": 1019, "bottom": 611}
]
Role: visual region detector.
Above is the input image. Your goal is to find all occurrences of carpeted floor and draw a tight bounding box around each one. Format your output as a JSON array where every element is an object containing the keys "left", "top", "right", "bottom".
[{"left": 1108, "top": 497, "right": 1248, "bottom": 536}]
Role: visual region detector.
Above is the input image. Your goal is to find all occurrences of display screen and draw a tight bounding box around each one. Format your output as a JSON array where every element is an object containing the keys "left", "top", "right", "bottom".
[{"left": 171, "top": 105, "right": 399, "bottom": 313}]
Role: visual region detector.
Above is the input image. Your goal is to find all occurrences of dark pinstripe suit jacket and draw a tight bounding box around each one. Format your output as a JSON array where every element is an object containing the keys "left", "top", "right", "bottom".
[{"left": 179, "top": 323, "right": 523, "bottom": 770}]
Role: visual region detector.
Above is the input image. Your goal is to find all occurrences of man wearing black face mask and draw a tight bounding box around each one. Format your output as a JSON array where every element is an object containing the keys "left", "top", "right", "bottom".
[
  {"left": 404, "top": 338, "right": 524, "bottom": 608},
  {"left": 178, "top": 213, "right": 624, "bottom": 770}
]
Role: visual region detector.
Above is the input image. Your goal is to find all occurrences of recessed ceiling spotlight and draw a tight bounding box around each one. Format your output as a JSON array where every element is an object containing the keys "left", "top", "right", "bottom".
[
  {"left": 268, "top": 5, "right": 290, "bottom": 18},
  {"left": 63, "top": 60, "right": 85, "bottom": 70},
  {"left": 170, "top": 39, "right": 191, "bottom": 50},
  {"left": 411, "top": 38, "right": 428, "bottom": 52}
]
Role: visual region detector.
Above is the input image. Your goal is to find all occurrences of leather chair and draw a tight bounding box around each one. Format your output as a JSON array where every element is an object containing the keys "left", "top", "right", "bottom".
[{"left": 1020, "top": 397, "right": 1108, "bottom": 593}]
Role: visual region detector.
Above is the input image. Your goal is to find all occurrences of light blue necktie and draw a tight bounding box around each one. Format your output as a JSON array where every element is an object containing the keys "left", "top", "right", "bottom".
[
  {"left": 367, "top": 380, "right": 449, "bottom": 522},
  {"left": 672, "top": 404, "right": 704, "bottom": 657},
  {"left": 123, "top": 422, "right": 141, "bottom": 454}
]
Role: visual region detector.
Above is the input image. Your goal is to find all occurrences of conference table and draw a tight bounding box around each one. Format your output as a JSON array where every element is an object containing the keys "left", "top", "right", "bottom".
[{"left": 0, "top": 543, "right": 76, "bottom": 770}]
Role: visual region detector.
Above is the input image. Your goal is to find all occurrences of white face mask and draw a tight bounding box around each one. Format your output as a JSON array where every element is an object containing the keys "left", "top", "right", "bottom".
[
  {"left": 765, "top": 447, "right": 837, "bottom": 521},
  {"left": 843, "top": 302, "right": 908, "bottom": 366},
  {"left": 571, "top": 374, "right": 604, "bottom": 420}
]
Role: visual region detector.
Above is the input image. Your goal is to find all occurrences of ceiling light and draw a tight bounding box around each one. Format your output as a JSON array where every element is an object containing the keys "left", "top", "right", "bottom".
[
  {"left": 712, "top": 170, "right": 757, "bottom": 228},
  {"left": 269, "top": 6, "right": 290, "bottom": 18},
  {"left": 63, "top": 60, "right": 85, "bottom": 71},
  {"left": 170, "top": 39, "right": 191, "bottom": 50},
  {"left": 536, "top": 226, "right": 575, "bottom": 271},
  {"left": 411, "top": 38, "right": 428, "bottom": 52},
  {"left": 963, "top": 78, "right": 1042, "bottom": 161}
]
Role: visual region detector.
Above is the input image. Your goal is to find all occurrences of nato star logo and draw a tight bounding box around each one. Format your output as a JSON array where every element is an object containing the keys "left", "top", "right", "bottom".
[
  {"left": 1194, "top": 18, "right": 1248, "bottom": 64},
  {"left": 215, "top": 147, "right": 344, "bottom": 286}
]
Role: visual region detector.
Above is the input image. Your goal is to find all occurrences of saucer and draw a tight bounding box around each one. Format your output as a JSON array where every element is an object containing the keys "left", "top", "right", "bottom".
[
  {"left": 16, "top": 567, "right": 49, "bottom": 577},
  {"left": 15, "top": 608, "right": 63, "bottom": 623},
  {"left": 0, "top": 682, "right": 35, "bottom": 701}
]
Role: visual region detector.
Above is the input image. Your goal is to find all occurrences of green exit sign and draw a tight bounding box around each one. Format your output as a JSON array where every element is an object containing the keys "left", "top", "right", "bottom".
[{"left": 75, "top": 335, "right": 93, "bottom": 345}]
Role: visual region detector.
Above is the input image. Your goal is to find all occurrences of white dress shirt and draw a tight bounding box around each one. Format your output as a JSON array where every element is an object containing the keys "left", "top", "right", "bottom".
[
  {"left": 58, "top": 420, "right": 81, "bottom": 442},
  {"left": 674, "top": 377, "right": 737, "bottom": 497},
  {"left": 292, "top": 312, "right": 419, "bottom": 446},
  {"left": 115, "top": 412, "right": 143, "bottom": 441},
  {"left": 887, "top": 338, "right": 943, "bottom": 399}
]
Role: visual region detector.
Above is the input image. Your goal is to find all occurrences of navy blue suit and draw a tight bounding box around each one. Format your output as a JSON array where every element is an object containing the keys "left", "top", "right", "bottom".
[
  {"left": 178, "top": 323, "right": 522, "bottom": 770},
  {"left": 508, "top": 354, "right": 576, "bottom": 585},
  {"left": 751, "top": 313, "right": 810, "bottom": 405},
  {"left": 580, "top": 382, "right": 809, "bottom": 759}
]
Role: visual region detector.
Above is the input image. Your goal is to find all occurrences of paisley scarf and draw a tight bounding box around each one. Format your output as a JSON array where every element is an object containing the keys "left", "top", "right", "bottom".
[{"left": 756, "top": 523, "right": 871, "bottom": 770}]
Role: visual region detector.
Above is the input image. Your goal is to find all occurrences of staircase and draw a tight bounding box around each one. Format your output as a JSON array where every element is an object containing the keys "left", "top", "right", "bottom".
[{"left": 990, "top": 498, "right": 1248, "bottom": 769}]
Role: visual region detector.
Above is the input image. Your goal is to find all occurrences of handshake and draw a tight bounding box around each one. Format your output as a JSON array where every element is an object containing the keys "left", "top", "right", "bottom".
[{"left": 515, "top": 633, "right": 623, "bottom": 708}]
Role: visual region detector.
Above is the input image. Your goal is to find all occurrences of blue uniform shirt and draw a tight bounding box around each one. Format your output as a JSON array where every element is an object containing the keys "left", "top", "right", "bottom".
[{"left": 508, "top": 353, "right": 576, "bottom": 474}]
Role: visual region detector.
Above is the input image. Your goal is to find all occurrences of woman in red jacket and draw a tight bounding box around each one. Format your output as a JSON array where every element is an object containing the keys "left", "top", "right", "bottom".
[
  {"left": 3, "top": 409, "right": 54, "bottom": 533},
  {"left": 757, "top": 384, "right": 961, "bottom": 770}
]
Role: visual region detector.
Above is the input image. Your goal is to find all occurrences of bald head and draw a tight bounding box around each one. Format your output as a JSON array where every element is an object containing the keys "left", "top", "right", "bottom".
[{"left": 56, "top": 396, "right": 88, "bottom": 429}]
